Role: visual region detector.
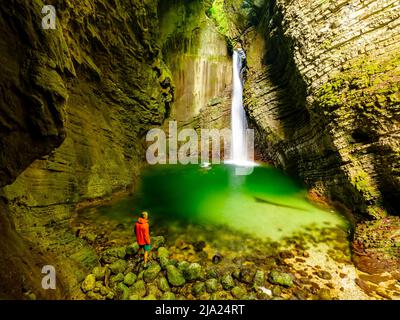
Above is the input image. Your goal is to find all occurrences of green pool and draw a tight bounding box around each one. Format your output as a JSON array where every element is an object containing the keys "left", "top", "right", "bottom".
[{"left": 93, "top": 164, "right": 348, "bottom": 241}]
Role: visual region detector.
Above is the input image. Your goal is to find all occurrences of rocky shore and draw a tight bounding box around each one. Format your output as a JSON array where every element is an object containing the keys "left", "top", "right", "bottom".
[{"left": 75, "top": 211, "right": 400, "bottom": 300}]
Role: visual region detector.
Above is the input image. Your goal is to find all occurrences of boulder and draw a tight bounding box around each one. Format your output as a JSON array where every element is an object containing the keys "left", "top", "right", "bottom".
[
  {"left": 92, "top": 266, "right": 106, "bottom": 281},
  {"left": 268, "top": 270, "right": 294, "bottom": 287},
  {"left": 109, "top": 259, "right": 127, "bottom": 274},
  {"left": 81, "top": 274, "right": 96, "bottom": 293},
  {"left": 161, "top": 292, "right": 176, "bottom": 300},
  {"left": 192, "top": 282, "right": 206, "bottom": 296},
  {"left": 117, "top": 282, "right": 130, "bottom": 300},
  {"left": 221, "top": 274, "right": 235, "bottom": 290},
  {"left": 126, "top": 243, "right": 139, "bottom": 255},
  {"left": 158, "top": 277, "right": 170, "bottom": 292},
  {"left": 101, "top": 247, "right": 126, "bottom": 263},
  {"left": 231, "top": 286, "right": 247, "bottom": 299},
  {"left": 253, "top": 270, "right": 265, "bottom": 287},
  {"left": 143, "top": 263, "right": 161, "bottom": 283},
  {"left": 184, "top": 263, "right": 202, "bottom": 281},
  {"left": 205, "top": 278, "right": 218, "bottom": 293},
  {"left": 124, "top": 272, "right": 137, "bottom": 286},
  {"left": 132, "top": 280, "right": 147, "bottom": 298},
  {"left": 166, "top": 265, "right": 186, "bottom": 287},
  {"left": 110, "top": 273, "right": 124, "bottom": 283}
]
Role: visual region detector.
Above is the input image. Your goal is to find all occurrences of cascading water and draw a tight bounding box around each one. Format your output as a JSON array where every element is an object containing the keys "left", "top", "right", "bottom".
[{"left": 228, "top": 49, "right": 252, "bottom": 166}]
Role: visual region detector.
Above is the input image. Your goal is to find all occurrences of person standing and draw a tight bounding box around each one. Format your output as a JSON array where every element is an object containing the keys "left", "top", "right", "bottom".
[{"left": 134, "top": 211, "right": 151, "bottom": 267}]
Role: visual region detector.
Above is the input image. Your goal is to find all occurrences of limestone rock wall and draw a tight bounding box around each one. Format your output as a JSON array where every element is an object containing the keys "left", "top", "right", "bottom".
[
  {"left": 0, "top": 0, "right": 173, "bottom": 298},
  {"left": 243, "top": 0, "right": 400, "bottom": 219}
]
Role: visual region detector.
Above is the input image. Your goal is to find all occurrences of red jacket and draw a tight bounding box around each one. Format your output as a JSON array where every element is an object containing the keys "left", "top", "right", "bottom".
[{"left": 134, "top": 218, "right": 150, "bottom": 245}]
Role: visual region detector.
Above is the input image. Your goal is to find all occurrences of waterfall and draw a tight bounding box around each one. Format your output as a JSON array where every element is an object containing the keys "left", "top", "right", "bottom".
[{"left": 229, "top": 49, "right": 249, "bottom": 165}]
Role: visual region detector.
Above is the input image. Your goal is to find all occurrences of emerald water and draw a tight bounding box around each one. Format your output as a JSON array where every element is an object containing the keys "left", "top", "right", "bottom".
[{"left": 90, "top": 164, "right": 348, "bottom": 241}]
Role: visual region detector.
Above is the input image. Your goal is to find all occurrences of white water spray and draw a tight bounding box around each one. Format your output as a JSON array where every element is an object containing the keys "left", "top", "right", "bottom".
[{"left": 229, "top": 49, "right": 252, "bottom": 166}]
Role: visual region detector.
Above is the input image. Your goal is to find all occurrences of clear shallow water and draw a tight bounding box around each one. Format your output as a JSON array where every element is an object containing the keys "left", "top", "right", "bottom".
[{"left": 94, "top": 164, "right": 348, "bottom": 241}]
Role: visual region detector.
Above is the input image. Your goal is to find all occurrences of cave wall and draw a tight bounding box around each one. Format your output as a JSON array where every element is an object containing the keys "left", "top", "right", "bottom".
[
  {"left": 242, "top": 0, "right": 400, "bottom": 220},
  {"left": 0, "top": 0, "right": 173, "bottom": 299}
]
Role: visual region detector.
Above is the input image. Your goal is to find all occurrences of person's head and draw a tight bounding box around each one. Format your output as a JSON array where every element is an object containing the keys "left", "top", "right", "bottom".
[{"left": 141, "top": 211, "right": 148, "bottom": 220}]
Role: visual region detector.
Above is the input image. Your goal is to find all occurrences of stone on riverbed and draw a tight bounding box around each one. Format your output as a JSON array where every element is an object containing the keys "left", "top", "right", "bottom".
[
  {"left": 81, "top": 274, "right": 96, "bottom": 293},
  {"left": 157, "top": 247, "right": 169, "bottom": 258},
  {"left": 92, "top": 266, "right": 106, "bottom": 281},
  {"left": 158, "top": 277, "right": 170, "bottom": 292},
  {"left": 231, "top": 286, "right": 247, "bottom": 299},
  {"left": 221, "top": 274, "right": 235, "bottom": 290},
  {"left": 166, "top": 265, "right": 186, "bottom": 286},
  {"left": 177, "top": 261, "right": 190, "bottom": 272},
  {"left": 124, "top": 272, "right": 137, "bottom": 286},
  {"left": 192, "top": 282, "right": 206, "bottom": 296},
  {"left": 101, "top": 247, "right": 126, "bottom": 263},
  {"left": 132, "top": 280, "right": 147, "bottom": 297},
  {"left": 268, "top": 270, "right": 294, "bottom": 287},
  {"left": 161, "top": 292, "right": 176, "bottom": 300},
  {"left": 117, "top": 282, "right": 130, "bottom": 300},
  {"left": 183, "top": 263, "right": 202, "bottom": 281},
  {"left": 109, "top": 259, "right": 127, "bottom": 274},
  {"left": 110, "top": 273, "right": 124, "bottom": 283},
  {"left": 205, "top": 278, "right": 218, "bottom": 293},
  {"left": 126, "top": 243, "right": 139, "bottom": 255},
  {"left": 144, "top": 263, "right": 161, "bottom": 283},
  {"left": 253, "top": 270, "right": 265, "bottom": 287}
]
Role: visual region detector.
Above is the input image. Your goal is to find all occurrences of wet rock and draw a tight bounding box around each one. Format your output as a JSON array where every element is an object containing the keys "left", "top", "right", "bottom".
[
  {"left": 143, "top": 263, "right": 161, "bottom": 283},
  {"left": 207, "top": 269, "right": 218, "bottom": 279},
  {"left": 177, "top": 261, "right": 190, "bottom": 272},
  {"left": 132, "top": 280, "right": 147, "bottom": 298},
  {"left": 268, "top": 270, "right": 294, "bottom": 287},
  {"left": 166, "top": 265, "right": 186, "bottom": 287},
  {"left": 272, "top": 286, "right": 282, "bottom": 297},
  {"left": 124, "top": 272, "right": 137, "bottom": 286},
  {"left": 253, "top": 270, "right": 265, "bottom": 287},
  {"left": 221, "top": 274, "right": 235, "bottom": 290},
  {"left": 205, "top": 278, "right": 218, "bottom": 293},
  {"left": 109, "top": 259, "right": 127, "bottom": 274},
  {"left": 143, "top": 294, "right": 157, "bottom": 300},
  {"left": 110, "top": 273, "right": 124, "bottom": 284},
  {"left": 231, "top": 286, "right": 246, "bottom": 299},
  {"left": 157, "top": 247, "right": 169, "bottom": 258},
  {"left": 316, "top": 271, "right": 332, "bottom": 280},
  {"left": 81, "top": 274, "right": 96, "bottom": 293},
  {"left": 126, "top": 243, "right": 139, "bottom": 255},
  {"left": 129, "top": 294, "right": 140, "bottom": 300},
  {"left": 183, "top": 263, "right": 202, "bottom": 281},
  {"left": 192, "top": 282, "right": 206, "bottom": 296},
  {"left": 161, "top": 292, "right": 176, "bottom": 300},
  {"left": 152, "top": 236, "right": 165, "bottom": 249},
  {"left": 239, "top": 265, "right": 256, "bottom": 284},
  {"left": 193, "top": 241, "right": 206, "bottom": 252},
  {"left": 212, "top": 253, "right": 223, "bottom": 264},
  {"left": 318, "top": 288, "right": 332, "bottom": 300},
  {"left": 87, "top": 291, "right": 104, "bottom": 300},
  {"left": 101, "top": 247, "right": 126, "bottom": 263},
  {"left": 92, "top": 266, "right": 106, "bottom": 281},
  {"left": 159, "top": 256, "right": 170, "bottom": 269},
  {"left": 117, "top": 282, "right": 130, "bottom": 300},
  {"left": 147, "top": 283, "right": 161, "bottom": 298},
  {"left": 158, "top": 277, "right": 170, "bottom": 292}
]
